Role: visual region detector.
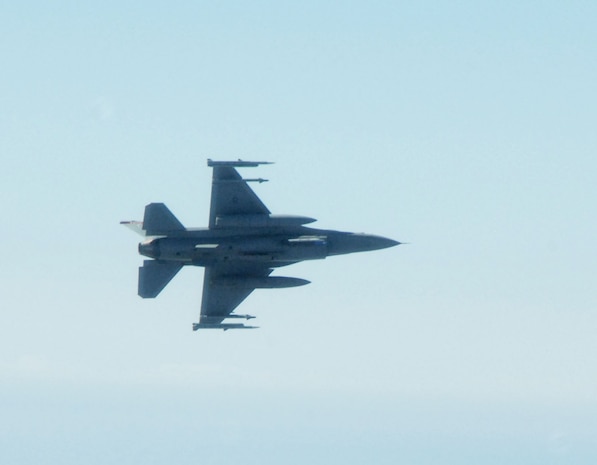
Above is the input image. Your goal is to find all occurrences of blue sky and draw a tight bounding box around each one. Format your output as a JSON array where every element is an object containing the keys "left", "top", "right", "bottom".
[{"left": 1, "top": 2, "right": 596, "bottom": 464}]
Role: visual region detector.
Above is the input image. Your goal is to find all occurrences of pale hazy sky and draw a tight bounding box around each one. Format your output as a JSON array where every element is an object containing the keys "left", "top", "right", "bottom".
[{"left": 1, "top": 2, "right": 596, "bottom": 464}]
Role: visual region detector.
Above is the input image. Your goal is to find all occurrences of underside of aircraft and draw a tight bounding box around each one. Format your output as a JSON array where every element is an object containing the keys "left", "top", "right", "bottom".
[{"left": 122, "top": 160, "right": 399, "bottom": 330}]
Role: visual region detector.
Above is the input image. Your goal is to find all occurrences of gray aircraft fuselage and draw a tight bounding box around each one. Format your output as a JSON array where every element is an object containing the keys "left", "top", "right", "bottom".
[
  {"left": 139, "top": 226, "right": 398, "bottom": 267},
  {"left": 123, "top": 159, "right": 400, "bottom": 330}
]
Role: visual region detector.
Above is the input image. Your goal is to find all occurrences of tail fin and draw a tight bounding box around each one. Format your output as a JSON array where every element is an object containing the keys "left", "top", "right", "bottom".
[
  {"left": 138, "top": 260, "right": 183, "bottom": 298},
  {"left": 143, "top": 203, "right": 185, "bottom": 235},
  {"left": 120, "top": 220, "right": 146, "bottom": 237}
]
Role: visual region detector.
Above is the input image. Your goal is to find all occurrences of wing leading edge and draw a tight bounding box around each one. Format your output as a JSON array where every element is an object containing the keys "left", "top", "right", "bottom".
[
  {"left": 198, "top": 161, "right": 274, "bottom": 329},
  {"left": 194, "top": 263, "right": 272, "bottom": 330},
  {"left": 208, "top": 161, "right": 271, "bottom": 228}
]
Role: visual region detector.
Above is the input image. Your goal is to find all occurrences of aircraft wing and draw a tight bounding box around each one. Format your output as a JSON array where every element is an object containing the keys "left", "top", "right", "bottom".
[
  {"left": 197, "top": 263, "right": 272, "bottom": 325},
  {"left": 208, "top": 164, "right": 270, "bottom": 228}
]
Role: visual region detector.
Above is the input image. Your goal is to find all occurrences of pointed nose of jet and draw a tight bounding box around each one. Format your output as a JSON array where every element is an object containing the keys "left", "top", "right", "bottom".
[
  {"left": 375, "top": 235, "right": 401, "bottom": 249},
  {"left": 362, "top": 234, "right": 401, "bottom": 251},
  {"left": 328, "top": 233, "right": 400, "bottom": 256}
]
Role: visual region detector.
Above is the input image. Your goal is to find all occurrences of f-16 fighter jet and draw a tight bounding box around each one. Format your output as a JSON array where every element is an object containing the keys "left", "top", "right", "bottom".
[{"left": 122, "top": 160, "right": 400, "bottom": 330}]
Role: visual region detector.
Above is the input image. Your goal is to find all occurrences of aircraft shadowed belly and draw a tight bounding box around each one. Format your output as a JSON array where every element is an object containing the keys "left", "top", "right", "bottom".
[{"left": 122, "top": 159, "right": 400, "bottom": 331}]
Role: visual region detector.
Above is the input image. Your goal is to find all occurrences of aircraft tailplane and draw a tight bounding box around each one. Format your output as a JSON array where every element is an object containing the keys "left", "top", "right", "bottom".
[
  {"left": 138, "top": 260, "right": 183, "bottom": 298},
  {"left": 143, "top": 203, "right": 185, "bottom": 235}
]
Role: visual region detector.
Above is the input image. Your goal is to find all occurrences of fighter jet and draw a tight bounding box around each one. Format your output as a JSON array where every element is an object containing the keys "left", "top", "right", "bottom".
[{"left": 121, "top": 160, "right": 400, "bottom": 330}]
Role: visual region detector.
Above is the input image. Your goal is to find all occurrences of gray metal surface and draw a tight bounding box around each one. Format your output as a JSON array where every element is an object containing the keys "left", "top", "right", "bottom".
[{"left": 123, "top": 160, "right": 400, "bottom": 330}]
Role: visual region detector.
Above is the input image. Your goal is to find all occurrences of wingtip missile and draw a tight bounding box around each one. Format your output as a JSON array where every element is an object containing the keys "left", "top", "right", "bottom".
[
  {"left": 212, "top": 177, "right": 269, "bottom": 184},
  {"left": 200, "top": 314, "right": 256, "bottom": 322},
  {"left": 192, "top": 322, "right": 259, "bottom": 331},
  {"left": 193, "top": 321, "right": 259, "bottom": 330},
  {"left": 207, "top": 159, "right": 274, "bottom": 168}
]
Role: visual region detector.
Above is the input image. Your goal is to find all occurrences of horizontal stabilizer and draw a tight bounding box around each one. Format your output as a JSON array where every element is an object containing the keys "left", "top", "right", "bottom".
[
  {"left": 138, "top": 260, "right": 183, "bottom": 298},
  {"left": 143, "top": 203, "right": 185, "bottom": 235}
]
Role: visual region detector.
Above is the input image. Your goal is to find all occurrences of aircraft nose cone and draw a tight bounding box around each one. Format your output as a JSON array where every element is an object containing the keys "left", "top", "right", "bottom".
[
  {"left": 327, "top": 233, "right": 400, "bottom": 256},
  {"left": 368, "top": 235, "right": 400, "bottom": 250},
  {"left": 375, "top": 236, "right": 400, "bottom": 249}
]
